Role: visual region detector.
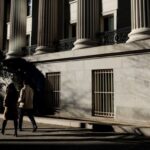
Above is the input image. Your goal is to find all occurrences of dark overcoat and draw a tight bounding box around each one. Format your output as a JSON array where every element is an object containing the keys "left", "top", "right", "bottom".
[{"left": 3, "top": 85, "right": 18, "bottom": 120}]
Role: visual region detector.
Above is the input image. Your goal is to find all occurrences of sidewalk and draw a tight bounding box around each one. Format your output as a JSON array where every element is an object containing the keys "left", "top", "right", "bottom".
[
  {"left": 1, "top": 113, "right": 150, "bottom": 150},
  {"left": 0, "top": 116, "right": 150, "bottom": 150},
  {"left": 0, "top": 115, "right": 140, "bottom": 141},
  {"left": 1, "top": 113, "right": 150, "bottom": 137},
  {"left": 0, "top": 114, "right": 93, "bottom": 128}
]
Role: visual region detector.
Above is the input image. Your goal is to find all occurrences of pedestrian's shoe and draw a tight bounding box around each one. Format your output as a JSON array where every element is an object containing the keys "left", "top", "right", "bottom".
[
  {"left": 32, "top": 126, "right": 37, "bottom": 132},
  {"left": 14, "top": 131, "right": 17, "bottom": 137},
  {"left": 19, "top": 128, "right": 23, "bottom": 131},
  {"left": 1, "top": 130, "right": 4, "bottom": 135}
]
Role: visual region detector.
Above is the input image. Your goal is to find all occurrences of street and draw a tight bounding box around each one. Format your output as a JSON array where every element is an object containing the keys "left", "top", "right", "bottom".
[{"left": 0, "top": 118, "right": 150, "bottom": 150}]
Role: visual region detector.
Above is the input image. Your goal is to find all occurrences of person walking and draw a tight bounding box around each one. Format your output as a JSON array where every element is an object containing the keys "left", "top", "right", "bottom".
[
  {"left": 18, "top": 80, "right": 37, "bottom": 132},
  {"left": 1, "top": 82, "right": 18, "bottom": 136}
]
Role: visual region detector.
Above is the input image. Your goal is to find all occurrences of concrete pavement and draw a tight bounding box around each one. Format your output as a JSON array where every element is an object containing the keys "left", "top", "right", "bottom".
[{"left": 0, "top": 115, "right": 150, "bottom": 149}]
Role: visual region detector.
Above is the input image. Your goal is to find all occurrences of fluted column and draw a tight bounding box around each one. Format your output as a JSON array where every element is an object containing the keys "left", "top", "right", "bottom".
[
  {"left": 6, "top": 0, "right": 27, "bottom": 59},
  {"left": 127, "top": 0, "right": 150, "bottom": 42},
  {"left": 0, "top": 0, "right": 5, "bottom": 50},
  {"left": 35, "top": 0, "right": 58, "bottom": 55},
  {"left": 73, "top": 0, "right": 100, "bottom": 50}
]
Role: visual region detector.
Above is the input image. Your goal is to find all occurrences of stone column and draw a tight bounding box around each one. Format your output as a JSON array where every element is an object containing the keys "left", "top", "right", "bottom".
[
  {"left": 6, "top": 0, "right": 27, "bottom": 59},
  {"left": 0, "top": 0, "right": 5, "bottom": 50},
  {"left": 35, "top": 0, "right": 58, "bottom": 55},
  {"left": 127, "top": 0, "right": 150, "bottom": 42},
  {"left": 73, "top": 0, "right": 100, "bottom": 50}
]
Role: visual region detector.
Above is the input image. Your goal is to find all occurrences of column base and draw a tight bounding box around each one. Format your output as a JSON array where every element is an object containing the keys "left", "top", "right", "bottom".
[
  {"left": 6, "top": 51, "right": 22, "bottom": 59},
  {"left": 34, "top": 46, "right": 55, "bottom": 55},
  {"left": 6, "top": 55, "right": 17, "bottom": 59},
  {"left": 72, "top": 39, "right": 99, "bottom": 50},
  {"left": 126, "top": 28, "right": 150, "bottom": 43}
]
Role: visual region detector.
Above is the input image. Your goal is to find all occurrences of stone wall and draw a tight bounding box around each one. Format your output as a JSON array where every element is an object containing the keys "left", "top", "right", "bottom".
[{"left": 26, "top": 39, "right": 150, "bottom": 125}]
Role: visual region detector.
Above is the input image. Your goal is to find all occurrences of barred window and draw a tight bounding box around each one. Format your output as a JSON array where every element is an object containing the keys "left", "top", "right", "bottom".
[
  {"left": 92, "top": 69, "right": 114, "bottom": 117},
  {"left": 46, "top": 72, "right": 60, "bottom": 112}
]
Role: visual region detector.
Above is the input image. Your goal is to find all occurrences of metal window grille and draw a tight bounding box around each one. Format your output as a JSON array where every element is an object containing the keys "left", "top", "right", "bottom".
[
  {"left": 92, "top": 69, "right": 114, "bottom": 117},
  {"left": 46, "top": 72, "right": 60, "bottom": 111}
]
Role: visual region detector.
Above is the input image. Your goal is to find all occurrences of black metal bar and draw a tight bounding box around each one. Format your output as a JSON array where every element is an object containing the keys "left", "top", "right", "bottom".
[{"left": 97, "top": 27, "right": 131, "bottom": 45}]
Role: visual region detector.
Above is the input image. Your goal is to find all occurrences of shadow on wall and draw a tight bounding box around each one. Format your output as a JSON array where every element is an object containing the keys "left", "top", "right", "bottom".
[
  {"left": 2, "top": 57, "right": 46, "bottom": 115},
  {"left": 58, "top": 79, "right": 91, "bottom": 118},
  {"left": 43, "top": 73, "right": 92, "bottom": 116}
]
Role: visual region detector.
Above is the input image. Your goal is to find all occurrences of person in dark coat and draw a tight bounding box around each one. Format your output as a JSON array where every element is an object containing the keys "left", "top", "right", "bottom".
[{"left": 1, "top": 82, "right": 18, "bottom": 136}]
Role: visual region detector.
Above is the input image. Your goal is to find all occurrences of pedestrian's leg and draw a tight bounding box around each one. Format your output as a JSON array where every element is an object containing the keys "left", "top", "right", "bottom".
[
  {"left": 18, "top": 108, "right": 24, "bottom": 131},
  {"left": 27, "top": 110, "right": 37, "bottom": 132},
  {"left": 14, "top": 119, "right": 18, "bottom": 136},
  {"left": 1, "top": 120, "right": 7, "bottom": 135}
]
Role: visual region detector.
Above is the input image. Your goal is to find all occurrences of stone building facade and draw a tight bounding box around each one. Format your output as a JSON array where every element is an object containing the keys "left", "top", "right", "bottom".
[{"left": 0, "top": 0, "right": 150, "bottom": 129}]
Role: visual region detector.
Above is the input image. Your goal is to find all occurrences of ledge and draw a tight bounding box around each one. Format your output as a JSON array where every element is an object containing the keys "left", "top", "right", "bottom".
[{"left": 25, "top": 39, "right": 150, "bottom": 63}]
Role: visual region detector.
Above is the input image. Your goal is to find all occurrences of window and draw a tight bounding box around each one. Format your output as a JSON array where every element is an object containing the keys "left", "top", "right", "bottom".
[
  {"left": 71, "top": 23, "right": 76, "bottom": 37},
  {"left": 100, "top": 15, "right": 115, "bottom": 45},
  {"left": 5, "top": 40, "right": 9, "bottom": 52},
  {"left": 104, "top": 15, "right": 114, "bottom": 32},
  {"left": 27, "top": 0, "right": 32, "bottom": 16},
  {"left": 69, "top": 23, "right": 76, "bottom": 38},
  {"left": 26, "top": 35, "right": 30, "bottom": 46},
  {"left": 46, "top": 72, "right": 61, "bottom": 113},
  {"left": 92, "top": 69, "right": 114, "bottom": 117}
]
